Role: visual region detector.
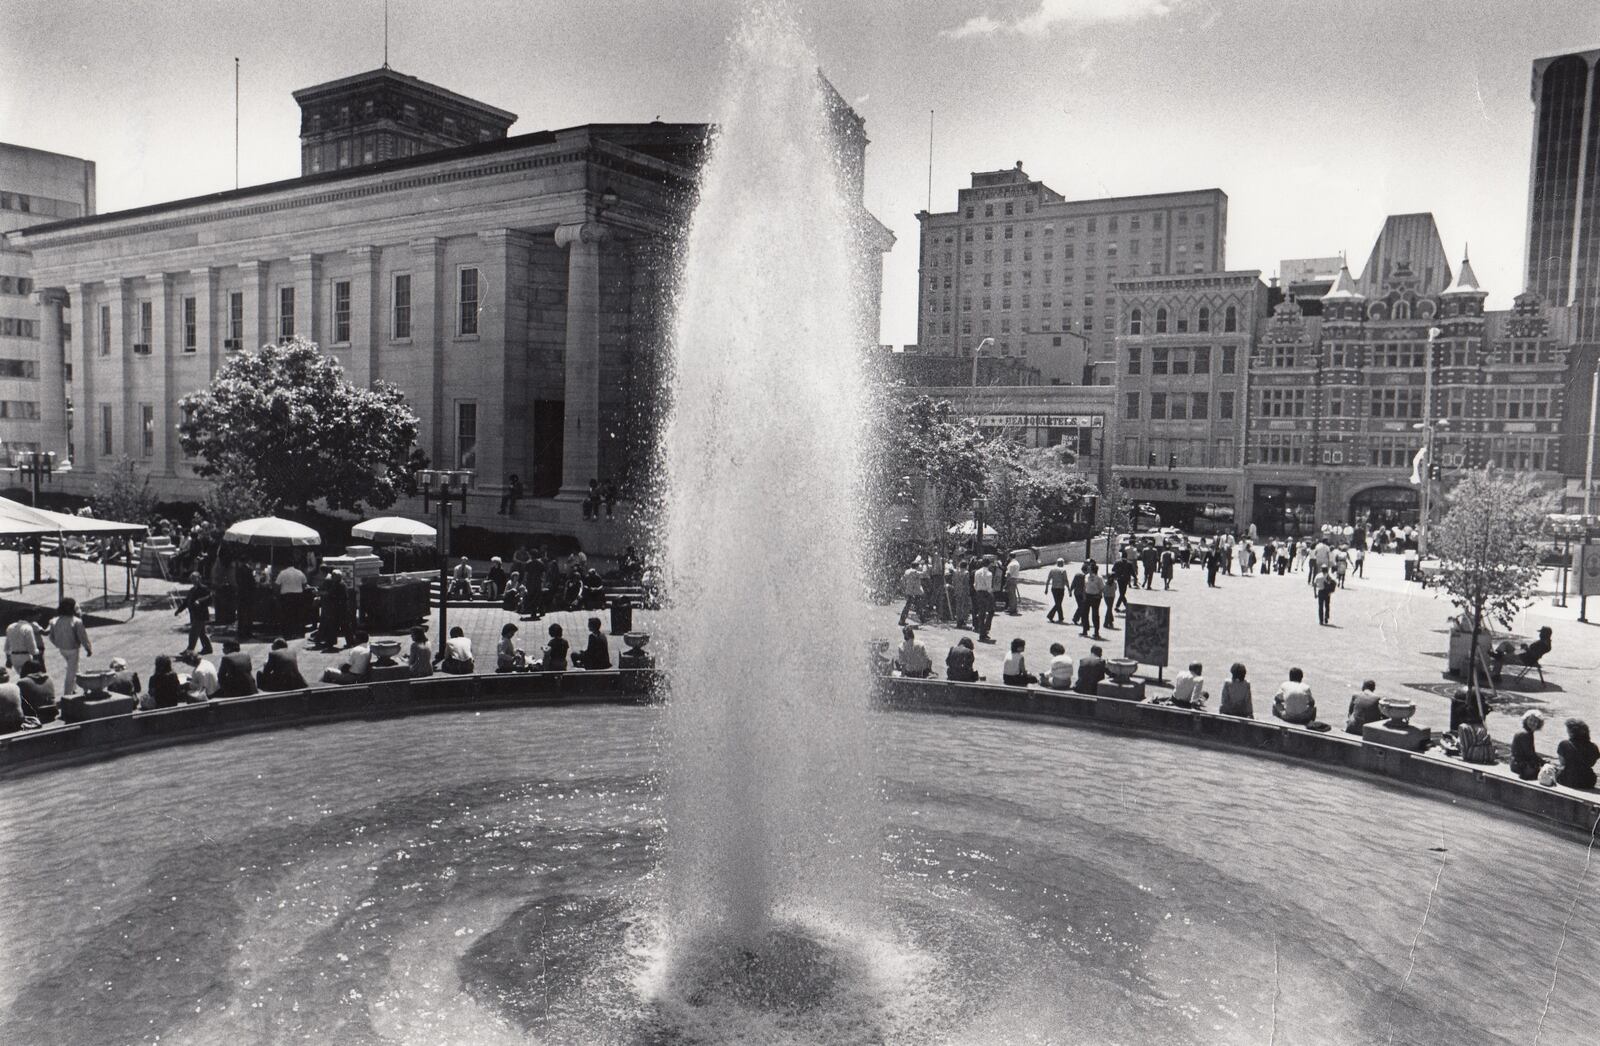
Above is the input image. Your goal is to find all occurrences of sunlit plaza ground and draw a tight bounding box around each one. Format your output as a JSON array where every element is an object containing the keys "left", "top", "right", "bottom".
[{"left": 884, "top": 547, "right": 1600, "bottom": 741}]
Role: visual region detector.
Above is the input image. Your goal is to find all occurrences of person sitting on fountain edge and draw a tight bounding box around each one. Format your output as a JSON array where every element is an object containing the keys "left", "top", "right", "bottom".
[
  {"left": 1345, "top": 680, "right": 1383, "bottom": 735},
  {"left": 1073, "top": 645, "right": 1106, "bottom": 696},
  {"left": 1045, "top": 642, "right": 1075, "bottom": 690},
  {"left": 945, "top": 636, "right": 982, "bottom": 682},
  {"left": 1271, "top": 667, "right": 1317, "bottom": 726},
  {"left": 1001, "top": 638, "right": 1035, "bottom": 687},
  {"left": 321, "top": 632, "right": 372, "bottom": 685},
  {"left": 894, "top": 626, "right": 932, "bottom": 678},
  {"left": 257, "top": 638, "right": 309, "bottom": 692},
  {"left": 572, "top": 617, "right": 612, "bottom": 671}
]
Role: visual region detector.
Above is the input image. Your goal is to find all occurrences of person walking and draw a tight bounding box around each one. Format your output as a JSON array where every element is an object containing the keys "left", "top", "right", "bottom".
[
  {"left": 1069, "top": 565, "right": 1087, "bottom": 629},
  {"left": 1139, "top": 543, "right": 1159, "bottom": 589},
  {"left": 1314, "top": 566, "right": 1336, "bottom": 625},
  {"left": 47, "top": 598, "right": 92, "bottom": 696},
  {"left": 949, "top": 558, "right": 972, "bottom": 630},
  {"left": 1080, "top": 563, "right": 1106, "bottom": 640},
  {"left": 1045, "top": 558, "right": 1069, "bottom": 623},
  {"left": 971, "top": 558, "right": 997, "bottom": 643},
  {"left": 1159, "top": 546, "right": 1176, "bottom": 590},
  {"left": 1204, "top": 545, "right": 1221, "bottom": 588},
  {"left": 898, "top": 560, "right": 926, "bottom": 627},
  {"left": 1352, "top": 545, "right": 1365, "bottom": 579},
  {"left": 176, "top": 572, "right": 214, "bottom": 655},
  {"left": 5, "top": 612, "right": 45, "bottom": 673},
  {"left": 1111, "top": 554, "right": 1136, "bottom": 611}
]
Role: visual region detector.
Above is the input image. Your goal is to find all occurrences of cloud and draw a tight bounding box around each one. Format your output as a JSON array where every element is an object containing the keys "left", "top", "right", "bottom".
[{"left": 942, "top": 0, "right": 1193, "bottom": 39}]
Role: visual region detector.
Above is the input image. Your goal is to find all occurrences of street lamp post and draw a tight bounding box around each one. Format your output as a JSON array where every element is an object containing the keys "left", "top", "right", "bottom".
[
  {"left": 968, "top": 337, "right": 997, "bottom": 389},
  {"left": 417, "top": 468, "right": 475, "bottom": 644},
  {"left": 1417, "top": 327, "right": 1442, "bottom": 558},
  {"left": 13, "top": 450, "right": 56, "bottom": 585},
  {"left": 972, "top": 496, "right": 987, "bottom": 558}
]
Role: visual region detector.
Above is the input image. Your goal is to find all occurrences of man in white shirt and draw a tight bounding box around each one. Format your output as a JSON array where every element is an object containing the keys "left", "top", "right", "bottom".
[
  {"left": 275, "top": 563, "right": 308, "bottom": 636},
  {"left": 5, "top": 614, "right": 43, "bottom": 673},
  {"left": 971, "top": 559, "right": 997, "bottom": 642},
  {"left": 1170, "top": 662, "right": 1207, "bottom": 708},
  {"left": 1046, "top": 642, "right": 1075, "bottom": 690},
  {"left": 187, "top": 654, "right": 220, "bottom": 697},
  {"left": 1272, "top": 667, "right": 1317, "bottom": 725},
  {"left": 1004, "top": 556, "right": 1023, "bottom": 615},
  {"left": 321, "top": 630, "right": 373, "bottom": 685},
  {"left": 894, "top": 627, "right": 932, "bottom": 678}
]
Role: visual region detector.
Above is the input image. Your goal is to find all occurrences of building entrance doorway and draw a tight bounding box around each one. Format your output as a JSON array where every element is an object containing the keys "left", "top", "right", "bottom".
[
  {"left": 1250, "top": 484, "right": 1317, "bottom": 538},
  {"left": 1349, "top": 486, "right": 1419, "bottom": 530}
]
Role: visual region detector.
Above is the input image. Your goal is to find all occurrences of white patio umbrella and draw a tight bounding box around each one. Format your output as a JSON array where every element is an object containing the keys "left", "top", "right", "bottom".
[
  {"left": 223, "top": 516, "right": 322, "bottom": 547},
  {"left": 947, "top": 519, "right": 999, "bottom": 539},
  {"left": 222, "top": 516, "right": 321, "bottom": 571},
  {"left": 351, "top": 516, "right": 437, "bottom": 572}
]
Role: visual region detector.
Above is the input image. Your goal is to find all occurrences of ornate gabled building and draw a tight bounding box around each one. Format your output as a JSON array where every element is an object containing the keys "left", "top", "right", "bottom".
[{"left": 1242, "top": 217, "right": 1572, "bottom": 536}]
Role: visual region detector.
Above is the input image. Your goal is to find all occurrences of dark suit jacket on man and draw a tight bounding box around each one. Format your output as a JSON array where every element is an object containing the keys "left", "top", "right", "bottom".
[
  {"left": 572, "top": 631, "right": 611, "bottom": 670},
  {"left": 257, "top": 648, "right": 308, "bottom": 692},
  {"left": 1073, "top": 656, "right": 1107, "bottom": 695},
  {"left": 218, "top": 652, "right": 258, "bottom": 697}
]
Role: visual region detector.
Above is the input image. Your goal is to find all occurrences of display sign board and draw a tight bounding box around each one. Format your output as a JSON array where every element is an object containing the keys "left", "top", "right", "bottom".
[
  {"left": 1123, "top": 603, "right": 1170, "bottom": 671},
  {"left": 976, "top": 414, "right": 1105, "bottom": 429},
  {"left": 1580, "top": 544, "right": 1600, "bottom": 597}
]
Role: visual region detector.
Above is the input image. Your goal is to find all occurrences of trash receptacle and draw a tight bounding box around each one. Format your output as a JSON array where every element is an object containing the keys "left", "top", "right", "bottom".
[{"left": 610, "top": 600, "right": 633, "bottom": 636}]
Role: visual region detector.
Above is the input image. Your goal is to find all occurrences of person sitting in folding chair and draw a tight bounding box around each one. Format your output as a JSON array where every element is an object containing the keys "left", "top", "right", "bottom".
[{"left": 1492, "top": 626, "right": 1552, "bottom": 687}]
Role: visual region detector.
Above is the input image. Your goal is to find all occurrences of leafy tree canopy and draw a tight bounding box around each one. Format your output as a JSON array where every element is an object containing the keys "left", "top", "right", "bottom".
[
  {"left": 90, "top": 457, "right": 157, "bottom": 526},
  {"left": 177, "top": 338, "right": 424, "bottom": 514}
]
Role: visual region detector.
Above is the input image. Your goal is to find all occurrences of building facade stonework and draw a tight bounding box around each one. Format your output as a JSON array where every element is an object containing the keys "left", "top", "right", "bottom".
[{"left": 914, "top": 162, "right": 1225, "bottom": 383}]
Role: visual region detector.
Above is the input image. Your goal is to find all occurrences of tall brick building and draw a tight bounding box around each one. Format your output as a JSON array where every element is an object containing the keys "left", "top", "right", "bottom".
[{"left": 914, "top": 163, "right": 1225, "bottom": 383}]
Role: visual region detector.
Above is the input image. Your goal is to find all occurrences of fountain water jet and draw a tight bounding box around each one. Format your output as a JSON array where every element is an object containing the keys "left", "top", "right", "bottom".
[{"left": 657, "top": 2, "right": 878, "bottom": 961}]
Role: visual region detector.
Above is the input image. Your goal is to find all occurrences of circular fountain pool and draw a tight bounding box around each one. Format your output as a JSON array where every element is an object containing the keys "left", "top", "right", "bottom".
[{"left": 1, "top": 705, "right": 1595, "bottom": 1045}]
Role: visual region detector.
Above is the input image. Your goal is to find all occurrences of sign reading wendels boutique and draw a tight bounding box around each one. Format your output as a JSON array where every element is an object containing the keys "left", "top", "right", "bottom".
[{"left": 1116, "top": 473, "right": 1238, "bottom": 503}]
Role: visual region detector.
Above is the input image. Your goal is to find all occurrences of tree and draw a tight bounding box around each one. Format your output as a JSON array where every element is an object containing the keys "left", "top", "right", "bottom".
[
  {"left": 177, "top": 338, "right": 423, "bottom": 514},
  {"left": 1431, "top": 468, "right": 1554, "bottom": 716},
  {"left": 983, "top": 444, "right": 1099, "bottom": 548},
  {"left": 199, "top": 467, "right": 278, "bottom": 532},
  {"left": 866, "top": 392, "right": 991, "bottom": 535},
  {"left": 90, "top": 457, "right": 157, "bottom": 525}
]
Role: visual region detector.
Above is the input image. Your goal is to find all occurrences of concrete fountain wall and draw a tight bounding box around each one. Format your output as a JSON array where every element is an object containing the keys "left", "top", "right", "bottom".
[{"left": 2, "top": 672, "right": 1595, "bottom": 835}]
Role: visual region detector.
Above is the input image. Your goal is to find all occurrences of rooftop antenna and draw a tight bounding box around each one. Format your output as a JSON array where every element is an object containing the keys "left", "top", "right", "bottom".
[
  {"left": 383, "top": 0, "right": 390, "bottom": 68},
  {"left": 234, "top": 57, "right": 240, "bottom": 190},
  {"left": 926, "top": 109, "right": 934, "bottom": 212}
]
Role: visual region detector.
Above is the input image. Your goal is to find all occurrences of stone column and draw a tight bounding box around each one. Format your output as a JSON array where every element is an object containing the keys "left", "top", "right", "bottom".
[
  {"left": 475, "top": 228, "right": 533, "bottom": 490},
  {"left": 145, "top": 273, "right": 174, "bottom": 475},
  {"left": 410, "top": 237, "right": 445, "bottom": 465},
  {"left": 240, "top": 260, "right": 269, "bottom": 351},
  {"left": 191, "top": 267, "right": 218, "bottom": 373},
  {"left": 69, "top": 283, "right": 94, "bottom": 471},
  {"left": 292, "top": 253, "right": 320, "bottom": 345},
  {"left": 347, "top": 245, "right": 379, "bottom": 385},
  {"left": 31, "top": 287, "right": 70, "bottom": 460},
  {"left": 555, "top": 221, "right": 607, "bottom": 501}
]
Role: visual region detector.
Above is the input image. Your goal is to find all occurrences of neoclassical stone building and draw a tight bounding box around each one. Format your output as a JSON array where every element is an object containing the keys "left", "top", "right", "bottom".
[{"left": 13, "top": 67, "right": 890, "bottom": 543}]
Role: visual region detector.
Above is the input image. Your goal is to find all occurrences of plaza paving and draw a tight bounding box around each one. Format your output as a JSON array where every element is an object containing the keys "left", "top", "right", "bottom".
[{"left": 885, "top": 549, "right": 1600, "bottom": 742}]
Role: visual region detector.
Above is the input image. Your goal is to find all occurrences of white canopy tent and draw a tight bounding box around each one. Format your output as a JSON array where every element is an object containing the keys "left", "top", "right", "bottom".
[{"left": 0, "top": 496, "right": 148, "bottom": 607}]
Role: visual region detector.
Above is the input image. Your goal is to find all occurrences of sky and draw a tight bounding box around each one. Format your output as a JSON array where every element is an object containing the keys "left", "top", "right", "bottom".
[{"left": 2, "top": 0, "right": 1597, "bottom": 347}]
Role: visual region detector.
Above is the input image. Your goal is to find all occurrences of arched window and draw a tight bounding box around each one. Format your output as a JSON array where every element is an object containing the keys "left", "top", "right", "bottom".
[
  {"left": 1393, "top": 300, "right": 1411, "bottom": 320},
  {"left": 1155, "top": 307, "right": 1168, "bottom": 334},
  {"left": 1130, "top": 308, "right": 1143, "bottom": 335},
  {"left": 1197, "top": 306, "right": 1210, "bottom": 332},
  {"left": 1223, "top": 305, "right": 1237, "bottom": 332}
]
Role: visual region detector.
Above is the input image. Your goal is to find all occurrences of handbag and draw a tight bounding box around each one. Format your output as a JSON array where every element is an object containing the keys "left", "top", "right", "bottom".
[{"left": 1538, "top": 761, "right": 1560, "bottom": 787}]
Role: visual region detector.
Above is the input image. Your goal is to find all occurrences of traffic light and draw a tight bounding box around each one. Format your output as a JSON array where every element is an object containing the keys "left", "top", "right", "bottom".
[
  {"left": 1148, "top": 451, "right": 1157, "bottom": 467},
  {"left": 1428, "top": 463, "right": 1442, "bottom": 480},
  {"left": 1169, "top": 453, "right": 1178, "bottom": 470}
]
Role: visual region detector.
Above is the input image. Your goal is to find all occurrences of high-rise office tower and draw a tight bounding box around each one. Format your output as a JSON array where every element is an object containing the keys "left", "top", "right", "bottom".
[{"left": 1524, "top": 48, "right": 1600, "bottom": 342}]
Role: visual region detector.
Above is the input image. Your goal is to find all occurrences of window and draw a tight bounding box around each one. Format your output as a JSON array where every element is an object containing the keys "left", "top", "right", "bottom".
[
  {"left": 1004, "top": 202, "right": 1013, "bottom": 216},
  {"left": 278, "top": 286, "right": 295, "bottom": 341},
  {"left": 98, "top": 304, "right": 111, "bottom": 357},
  {"left": 140, "top": 404, "right": 155, "bottom": 455},
  {"left": 0, "top": 400, "right": 39, "bottom": 419},
  {"left": 393, "top": 273, "right": 412, "bottom": 338},
  {"left": 1150, "top": 392, "right": 1167, "bottom": 419},
  {"left": 1155, "top": 307, "right": 1168, "bottom": 333},
  {"left": 1086, "top": 218, "right": 1097, "bottom": 234},
  {"left": 964, "top": 229, "right": 973, "bottom": 243},
  {"left": 1260, "top": 389, "right": 1310, "bottom": 417},
  {"left": 456, "top": 402, "right": 478, "bottom": 469},
  {"left": 1124, "top": 392, "right": 1141, "bottom": 419},
  {"left": 1004, "top": 225, "right": 1013, "bottom": 240},
  {"left": 182, "top": 296, "right": 197, "bottom": 352},
  {"left": 138, "top": 300, "right": 153, "bottom": 348},
  {"left": 1224, "top": 305, "right": 1237, "bottom": 332},
  {"left": 457, "top": 267, "right": 480, "bottom": 336},
  {"left": 1151, "top": 348, "right": 1169, "bottom": 375},
  {"left": 332, "top": 280, "right": 351, "bottom": 343},
  {"left": 0, "top": 358, "right": 37, "bottom": 379},
  {"left": 1492, "top": 387, "right": 1553, "bottom": 419},
  {"left": 1170, "top": 396, "right": 1188, "bottom": 420},
  {"left": 1221, "top": 346, "right": 1236, "bottom": 374},
  {"left": 1194, "top": 347, "right": 1210, "bottom": 373},
  {"left": 1176, "top": 314, "right": 1189, "bottom": 333},
  {"left": 1191, "top": 393, "right": 1209, "bottom": 419},
  {"left": 100, "top": 404, "right": 113, "bottom": 456},
  {"left": 1003, "top": 248, "right": 1013, "bottom": 263},
  {"left": 1172, "top": 350, "right": 1190, "bottom": 376},
  {"left": 1219, "top": 391, "right": 1234, "bottom": 420},
  {"left": 1127, "top": 347, "right": 1142, "bottom": 374},
  {"left": 1197, "top": 307, "right": 1210, "bottom": 333}
]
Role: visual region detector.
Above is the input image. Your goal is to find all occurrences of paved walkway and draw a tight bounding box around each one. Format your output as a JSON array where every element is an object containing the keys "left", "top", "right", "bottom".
[{"left": 883, "top": 550, "right": 1600, "bottom": 742}]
